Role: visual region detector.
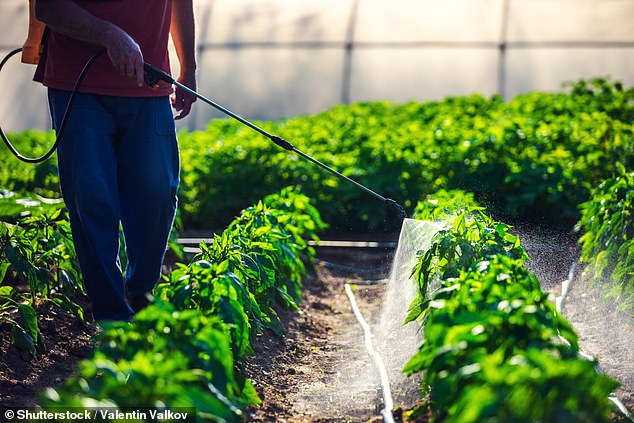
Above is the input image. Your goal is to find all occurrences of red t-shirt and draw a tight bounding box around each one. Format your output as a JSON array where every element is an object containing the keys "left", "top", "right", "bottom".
[{"left": 36, "top": 0, "right": 173, "bottom": 97}]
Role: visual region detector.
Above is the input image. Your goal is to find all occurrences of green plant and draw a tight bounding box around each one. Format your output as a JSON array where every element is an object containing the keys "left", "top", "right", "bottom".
[
  {"left": 0, "top": 285, "right": 42, "bottom": 355},
  {"left": 0, "top": 131, "right": 60, "bottom": 198},
  {"left": 412, "top": 189, "right": 482, "bottom": 221},
  {"left": 577, "top": 164, "right": 634, "bottom": 309},
  {"left": 403, "top": 210, "right": 618, "bottom": 422},
  {"left": 406, "top": 211, "right": 527, "bottom": 325},
  {"left": 4, "top": 79, "right": 633, "bottom": 232},
  {"left": 0, "top": 191, "right": 84, "bottom": 355},
  {"left": 156, "top": 188, "right": 323, "bottom": 344},
  {"left": 41, "top": 300, "right": 258, "bottom": 422},
  {"left": 42, "top": 188, "right": 324, "bottom": 420},
  {"left": 155, "top": 254, "right": 263, "bottom": 359}
]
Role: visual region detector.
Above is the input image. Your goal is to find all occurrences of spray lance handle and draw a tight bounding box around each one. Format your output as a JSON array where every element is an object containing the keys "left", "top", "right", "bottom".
[{"left": 143, "top": 62, "right": 174, "bottom": 86}]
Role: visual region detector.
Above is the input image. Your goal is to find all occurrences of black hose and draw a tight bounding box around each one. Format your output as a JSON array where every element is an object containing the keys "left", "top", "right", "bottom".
[
  {"left": 315, "top": 258, "right": 391, "bottom": 277},
  {"left": 0, "top": 48, "right": 106, "bottom": 163}
]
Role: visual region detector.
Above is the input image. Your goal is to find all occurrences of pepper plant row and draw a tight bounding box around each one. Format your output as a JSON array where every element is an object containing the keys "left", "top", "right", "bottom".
[
  {"left": 174, "top": 78, "right": 634, "bottom": 232},
  {"left": 577, "top": 164, "right": 634, "bottom": 311},
  {"left": 2, "top": 79, "right": 632, "bottom": 233},
  {"left": 0, "top": 190, "right": 85, "bottom": 355},
  {"left": 404, "top": 194, "right": 619, "bottom": 422},
  {"left": 40, "top": 187, "right": 327, "bottom": 422}
]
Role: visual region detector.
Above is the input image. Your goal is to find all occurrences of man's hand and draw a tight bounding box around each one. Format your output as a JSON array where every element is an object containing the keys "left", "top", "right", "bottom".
[
  {"left": 104, "top": 28, "right": 145, "bottom": 87},
  {"left": 172, "top": 72, "right": 197, "bottom": 120}
]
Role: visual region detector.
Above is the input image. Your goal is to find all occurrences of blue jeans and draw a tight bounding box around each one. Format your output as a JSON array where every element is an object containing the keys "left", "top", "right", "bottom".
[{"left": 48, "top": 89, "right": 180, "bottom": 321}]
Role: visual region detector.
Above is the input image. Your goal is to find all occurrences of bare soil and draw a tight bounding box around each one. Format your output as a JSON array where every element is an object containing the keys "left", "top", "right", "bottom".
[
  {"left": 559, "top": 273, "right": 634, "bottom": 422},
  {"left": 0, "top": 300, "right": 97, "bottom": 408},
  {"left": 244, "top": 248, "right": 428, "bottom": 422}
]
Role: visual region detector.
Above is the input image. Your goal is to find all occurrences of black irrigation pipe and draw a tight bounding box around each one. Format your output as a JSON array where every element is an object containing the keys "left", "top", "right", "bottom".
[
  {"left": 177, "top": 237, "right": 395, "bottom": 276},
  {"left": 314, "top": 258, "right": 390, "bottom": 279}
]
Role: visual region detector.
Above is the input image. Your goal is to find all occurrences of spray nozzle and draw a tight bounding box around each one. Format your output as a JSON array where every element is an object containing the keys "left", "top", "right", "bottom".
[{"left": 385, "top": 198, "right": 407, "bottom": 219}]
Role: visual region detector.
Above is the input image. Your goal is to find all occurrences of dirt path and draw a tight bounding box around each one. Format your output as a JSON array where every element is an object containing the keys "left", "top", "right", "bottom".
[
  {"left": 245, "top": 249, "right": 425, "bottom": 422},
  {"left": 560, "top": 275, "right": 634, "bottom": 420},
  {"left": 514, "top": 224, "right": 634, "bottom": 419},
  {"left": 0, "top": 302, "right": 97, "bottom": 408}
]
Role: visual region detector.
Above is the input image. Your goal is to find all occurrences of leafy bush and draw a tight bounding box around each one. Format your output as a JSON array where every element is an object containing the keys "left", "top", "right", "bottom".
[
  {"left": 156, "top": 187, "right": 325, "bottom": 351},
  {"left": 577, "top": 164, "right": 634, "bottom": 309},
  {"left": 41, "top": 301, "right": 257, "bottom": 422},
  {"left": 174, "top": 78, "right": 634, "bottom": 231},
  {"left": 406, "top": 211, "right": 527, "bottom": 323},
  {"left": 41, "top": 187, "right": 325, "bottom": 421},
  {"left": 3, "top": 78, "right": 633, "bottom": 232},
  {"left": 0, "top": 190, "right": 84, "bottom": 355},
  {"left": 0, "top": 131, "right": 60, "bottom": 198},
  {"left": 404, "top": 209, "right": 619, "bottom": 422},
  {"left": 412, "top": 189, "right": 481, "bottom": 221}
]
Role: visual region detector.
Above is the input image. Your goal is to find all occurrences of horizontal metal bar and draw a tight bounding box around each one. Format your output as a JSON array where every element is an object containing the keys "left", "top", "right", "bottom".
[
  {"left": 195, "top": 40, "right": 634, "bottom": 50},
  {"left": 308, "top": 240, "right": 397, "bottom": 248},
  {"left": 176, "top": 237, "right": 214, "bottom": 245},
  {"left": 4, "top": 40, "right": 633, "bottom": 54},
  {"left": 176, "top": 237, "right": 398, "bottom": 249}
]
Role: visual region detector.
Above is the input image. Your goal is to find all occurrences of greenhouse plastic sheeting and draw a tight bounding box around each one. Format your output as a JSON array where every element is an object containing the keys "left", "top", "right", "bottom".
[
  {"left": 0, "top": 47, "right": 49, "bottom": 134},
  {"left": 1, "top": 0, "right": 633, "bottom": 132},
  {"left": 0, "top": 1, "right": 27, "bottom": 46},
  {"left": 350, "top": 48, "right": 499, "bottom": 103},
  {"left": 191, "top": 47, "right": 344, "bottom": 130},
  {"left": 506, "top": 0, "right": 634, "bottom": 42},
  {"left": 355, "top": 0, "right": 504, "bottom": 42},
  {"left": 205, "top": 0, "right": 353, "bottom": 44},
  {"left": 506, "top": 47, "right": 634, "bottom": 98}
]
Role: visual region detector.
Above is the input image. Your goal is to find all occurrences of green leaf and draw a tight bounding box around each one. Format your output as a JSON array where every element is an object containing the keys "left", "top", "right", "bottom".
[
  {"left": 11, "top": 324, "right": 36, "bottom": 356},
  {"left": 50, "top": 295, "right": 86, "bottom": 325},
  {"left": 0, "top": 285, "right": 21, "bottom": 301},
  {"left": 18, "top": 302, "right": 39, "bottom": 342},
  {"left": 0, "top": 262, "right": 10, "bottom": 283}
]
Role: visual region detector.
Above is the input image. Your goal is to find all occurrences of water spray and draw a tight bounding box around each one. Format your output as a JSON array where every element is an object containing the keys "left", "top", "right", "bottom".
[{"left": 557, "top": 260, "right": 634, "bottom": 422}]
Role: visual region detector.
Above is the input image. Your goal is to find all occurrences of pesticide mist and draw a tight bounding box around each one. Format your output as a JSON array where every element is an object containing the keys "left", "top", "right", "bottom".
[
  {"left": 289, "top": 218, "right": 444, "bottom": 419},
  {"left": 374, "top": 218, "right": 445, "bottom": 404}
]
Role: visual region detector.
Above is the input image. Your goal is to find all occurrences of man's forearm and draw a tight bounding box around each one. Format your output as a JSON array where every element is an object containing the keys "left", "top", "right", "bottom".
[
  {"left": 34, "top": 0, "right": 124, "bottom": 49},
  {"left": 171, "top": 0, "right": 196, "bottom": 77},
  {"left": 34, "top": 0, "right": 145, "bottom": 84}
]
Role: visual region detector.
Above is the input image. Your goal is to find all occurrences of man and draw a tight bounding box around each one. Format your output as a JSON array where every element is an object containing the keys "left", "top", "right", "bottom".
[{"left": 34, "top": 0, "right": 196, "bottom": 322}]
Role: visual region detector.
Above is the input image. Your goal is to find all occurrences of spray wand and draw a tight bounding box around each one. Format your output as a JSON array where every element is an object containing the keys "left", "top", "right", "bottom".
[
  {"left": 0, "top": 40, "right": 407, "bottom": 219},
  {"left": 143, "top": 63, "right": 407, "bottom": 219},
  {"left": 3, "top": 0, "right": 407, "bottom": 218}
]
